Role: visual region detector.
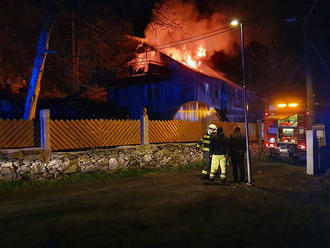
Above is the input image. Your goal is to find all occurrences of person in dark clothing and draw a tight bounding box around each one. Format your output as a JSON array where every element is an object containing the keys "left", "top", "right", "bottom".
[
  {"left": 229, "top": 127, "right": 246, "bottom": 182},
  {"left": 209, "top": 127, "right": 228, "bottom": 184}
]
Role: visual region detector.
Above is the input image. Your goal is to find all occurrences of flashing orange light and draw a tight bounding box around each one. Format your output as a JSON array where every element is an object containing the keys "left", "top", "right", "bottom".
[
  {"left": 277, "top": 103, "right": 287, "bottom": 108},
  {"left": 288, "top": 103, "right": 298, "bottom": 107}
]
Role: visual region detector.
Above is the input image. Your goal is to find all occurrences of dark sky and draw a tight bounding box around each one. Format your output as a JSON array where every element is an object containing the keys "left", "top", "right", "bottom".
[{"left": 108, "top": 0, "right": 311, "bottom": 37}]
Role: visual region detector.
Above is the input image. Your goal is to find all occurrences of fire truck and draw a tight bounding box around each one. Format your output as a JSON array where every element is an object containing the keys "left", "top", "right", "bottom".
[{"left": 263, "top": 101, "right": 308, "bottom": 159}]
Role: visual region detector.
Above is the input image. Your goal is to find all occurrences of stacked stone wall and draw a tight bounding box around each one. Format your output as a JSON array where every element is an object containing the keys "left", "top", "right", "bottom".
[
  {"left": 0, "top": 144, "right": 202, "bottom": 181},
  {"left": 0, "top": 142, "right": 263, "bottom": 182}
]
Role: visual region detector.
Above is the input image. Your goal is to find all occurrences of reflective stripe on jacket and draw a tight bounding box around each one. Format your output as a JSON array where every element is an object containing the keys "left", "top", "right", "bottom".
[{"left": 197, "top": 134, "right": 211, "bottom": 152}]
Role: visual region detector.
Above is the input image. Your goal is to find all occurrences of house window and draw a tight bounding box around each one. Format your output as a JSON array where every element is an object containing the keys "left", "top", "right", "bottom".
[
  {"left": 215, "top": 88, "right": 221, "bottom": 98},
  {"left": 108, "top": 89, "right": 115, "bottom": 103},
  {"left": 119, "top": 90, "right": 126, "bottom": 102},
  {"left": 148, "top": 85, "right": 152, "bottom": 100},
  {"left": 204, "top": 83, "right": 210, "bottom": 97},
  {"left": 233, "top": 89, "right": 239, "bottom": 103},
  {"left": 232, "top": 88, "right": 243, "bottom": 109},
  {"left": 154, "top": 86, "right": 160, "bottom": 99}
]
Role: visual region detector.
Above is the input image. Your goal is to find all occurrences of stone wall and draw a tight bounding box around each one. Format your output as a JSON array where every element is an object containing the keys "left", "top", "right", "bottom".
[
  {"left": 0, "top": 143, "right": 202, "bottom": 181},
  {"left": 0, "top": 141, "right": 264, "bottom": 182}
]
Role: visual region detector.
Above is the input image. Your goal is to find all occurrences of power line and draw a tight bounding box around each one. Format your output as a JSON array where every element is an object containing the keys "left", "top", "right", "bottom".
[
  {"left": 155, "top": 27, "right": 237, "bottom": 50},
  {"left": 154, "top": 25, "right": 233, "bottom": 48}
]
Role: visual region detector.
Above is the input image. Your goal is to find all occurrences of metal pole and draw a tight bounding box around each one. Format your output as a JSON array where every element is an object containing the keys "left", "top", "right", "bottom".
[{"left": 240, "top": 23, "right": 252, "bottom": 185}]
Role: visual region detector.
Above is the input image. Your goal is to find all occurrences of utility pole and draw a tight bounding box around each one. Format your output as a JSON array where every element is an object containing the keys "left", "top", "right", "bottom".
[
  {"left": 303, "top": 0, "right": 318, "bottom": 129},
  {"left": 231, "top": 19, "right": 252, "bottom": 185},
  {"left": 305, "top": 41, "right": 315, "bottom": 129},
  {"left": 240, "top": 22, "right": 252, "bottom": 185}
]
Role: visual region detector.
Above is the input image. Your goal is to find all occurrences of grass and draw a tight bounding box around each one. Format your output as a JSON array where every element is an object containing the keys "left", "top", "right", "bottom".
[{"left": 0, "top": 162, "right": 203, "bottom": 196}]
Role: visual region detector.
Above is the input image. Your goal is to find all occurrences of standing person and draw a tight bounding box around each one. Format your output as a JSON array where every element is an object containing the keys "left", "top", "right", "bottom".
[
  {"left": 209, "top": 127, "right": 228, "bottom": 184},
  {"left": 197, "top": 124, "right": 217, "bottom": 179},
  {"left": 229, "top": 127, "right": 246, "bottom": 183}
]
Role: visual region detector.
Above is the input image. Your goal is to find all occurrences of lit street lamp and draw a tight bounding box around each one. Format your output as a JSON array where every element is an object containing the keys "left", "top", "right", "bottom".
[{"left": 231, "top": 19, "right": 252, "bottom": 185}]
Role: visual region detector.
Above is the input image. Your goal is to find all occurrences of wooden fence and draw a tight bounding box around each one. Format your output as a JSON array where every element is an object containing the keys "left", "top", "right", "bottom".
[
  {"left": 0, "top": 119, "right": 34, "bottom": 148},
  {"left": 0, "top": 115, "right": 260, "bottom": 150},
  {"left": 213, "top": 122, "right": 258, "bottom": 141},
  {"left": 49, "top": 119, "right": 141, "bottom": 150},
  {"left": 149, "top": 121, "right": 258, "bottom": 143},
  {"left": 149, "top": 120, "right": 206, "bottom": 143}
]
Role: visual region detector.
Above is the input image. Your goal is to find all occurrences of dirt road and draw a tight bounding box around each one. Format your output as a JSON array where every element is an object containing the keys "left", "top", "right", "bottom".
[{"left": 1, "top": 161, "right": 330, "bottom": 248}]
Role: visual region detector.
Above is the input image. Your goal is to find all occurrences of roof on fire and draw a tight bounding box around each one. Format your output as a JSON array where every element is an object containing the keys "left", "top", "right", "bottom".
[{"left": 134, "top": 41, "right": 244, "bottom": 90}]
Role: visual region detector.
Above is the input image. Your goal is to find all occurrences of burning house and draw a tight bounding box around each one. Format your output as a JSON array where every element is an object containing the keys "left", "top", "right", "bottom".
[
  {"left": 108, "top": 44, "right": 264, "bottom": 121},
  {"left": 107, "top": 43, "right": 264, "bottom": 122}
]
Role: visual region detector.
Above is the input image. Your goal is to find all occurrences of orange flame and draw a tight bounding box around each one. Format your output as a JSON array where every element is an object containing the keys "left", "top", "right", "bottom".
[
  {"left": 144, "top": 0, "right": 235, "bottom": 71},
  {"left": 165, "top": 44, "right": 206, "bottom": 69},
  {"left": 197, "top": 45, "right": 206, "bottom": 58}
]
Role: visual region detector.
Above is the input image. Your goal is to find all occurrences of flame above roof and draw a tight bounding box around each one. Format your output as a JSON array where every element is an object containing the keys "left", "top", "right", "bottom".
[{"left": 128, "top": 38, "right": 243, "bottom": 90}]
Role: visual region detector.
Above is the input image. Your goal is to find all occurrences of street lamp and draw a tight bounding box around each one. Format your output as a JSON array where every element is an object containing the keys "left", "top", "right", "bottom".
[{"left": 231, "top": 19, "right": 252, "bottom": 185}]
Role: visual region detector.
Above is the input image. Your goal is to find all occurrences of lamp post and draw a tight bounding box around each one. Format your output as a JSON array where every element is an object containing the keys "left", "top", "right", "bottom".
[{"left": 231, "top": 19, "right": 252, "bottom": 185}]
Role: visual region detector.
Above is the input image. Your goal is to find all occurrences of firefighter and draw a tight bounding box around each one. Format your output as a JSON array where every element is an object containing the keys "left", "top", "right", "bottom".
[
  {"left": 197, "top": 124, "right": 217, "bottom": 179},
  {"left": 209, "top": 127, "right": 228, "bottom": 184},
  {"left": 229, "top": 127, "right": 246, "bottom": 182}
]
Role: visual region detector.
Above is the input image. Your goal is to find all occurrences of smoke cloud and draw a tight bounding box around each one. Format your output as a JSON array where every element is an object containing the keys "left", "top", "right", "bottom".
[{"left": 144, "top": 0, "right": 237, "bottom": 59}]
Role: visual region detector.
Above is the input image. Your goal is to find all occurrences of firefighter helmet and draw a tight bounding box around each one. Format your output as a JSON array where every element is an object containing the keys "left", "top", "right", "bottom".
[{"left": 207, "top": 124, "right": 217, "bottom": 134}]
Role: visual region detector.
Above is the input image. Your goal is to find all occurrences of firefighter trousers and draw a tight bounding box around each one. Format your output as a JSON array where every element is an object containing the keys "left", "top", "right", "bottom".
[
  {"left": 201, "top": 151, "right": 211, "bottom": 176},
  {"left": 210, "top": 155, "right": 226, "bottom": 180}
]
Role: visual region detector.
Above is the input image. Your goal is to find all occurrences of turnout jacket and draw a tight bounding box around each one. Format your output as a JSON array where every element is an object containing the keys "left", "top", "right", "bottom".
[
  {"left": 210, "top": 134, "right": 228, "bottom": 155},
  {"left": 197, "top": 134, "right": 211, "bottom": 152}
]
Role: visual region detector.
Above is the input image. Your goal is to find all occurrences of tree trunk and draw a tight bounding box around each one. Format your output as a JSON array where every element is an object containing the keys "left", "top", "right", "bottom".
[{"left": 23, "top": 26, "right": 52, "bottom": 120}]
